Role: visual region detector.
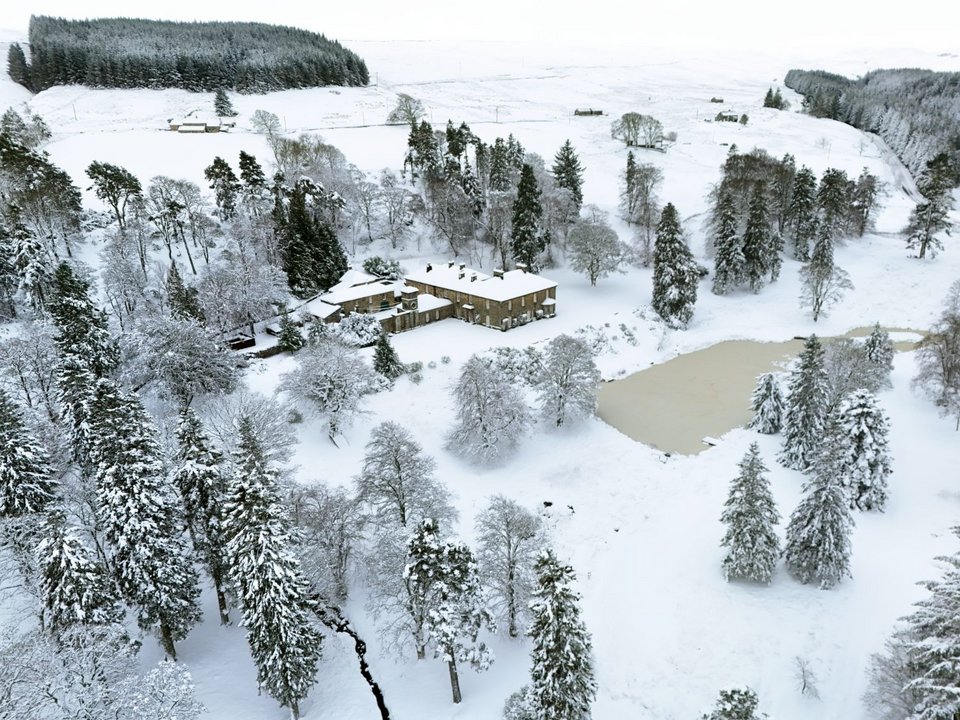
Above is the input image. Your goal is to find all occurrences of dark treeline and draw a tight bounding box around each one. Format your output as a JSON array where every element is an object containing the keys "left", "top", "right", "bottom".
[
  {"left": 784, "top": 67, "right": 960, "bottom": 185},
  {"left": 9, "top": 15, "right": 369, "bottom": 93}
]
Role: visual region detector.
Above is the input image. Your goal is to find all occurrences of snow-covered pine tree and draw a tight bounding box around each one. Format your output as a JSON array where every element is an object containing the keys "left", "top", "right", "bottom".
[
  {"left": 905, "top": 153, "right": 955, "bottom": 260},
  {"left": 863, "top": 323, "right": 895, "bottom": 390},
  {"left": 35, "top": 513, "right": 124, "bottom": 634},
  {"left": 405, "top": 519, "right": 494, "bottom": 703},
  {"left": 720, "top": 443, "right": 781, "bottom": 583},
  {"left": 701, "top": 688, "right": 768, "bottom": 720},
  {"left": 836, "top": 389, "right": 892, "bottom": 511},
  {"left": 788, "top": 166, "right": 818, "bottom": 261},
  {"left": 741, "top": 184, "right": 774, "bottom": 293},
  {"left": 447, "top": 355, "right": 530, "bottom": 464},
  {"left": 537, "top": 334, "right": 601, "bottom": 427},
  {"left": 476, "top": 495, "right": 543, "bottom": 638},
  {"left": 165, "top": 262, "right": 205, "bottom": 324},
  {"left": 551, "top": 140, "right": 584, "bottom": 213},
  {"left": 213, "top": 88, "right": 237, "bottom": 117},
  {"left": 511, "top": 163, "right": 546, "bottom": 272},
  {"left": 222, "top": 417, "right": 321, "bottom": 720},
  {"left": 276, "top": 306, "right": 305, "bottom": 353},
  {"left": 817, "top": 167, "right": 851, "bottom": 241},
  {"left": 172, "top": 407, "right": 230, "bottom": 625},
  {"left": 652, "top": 202, "right": 699, "bottom": 328},
  {"left": 357, "top": 421, "right": 454, "bottom": 529},
  {"left": 748, "top": 373, "right": 785, "bottom": 434},
  {"left": 87, "top": 379, "right": 202, "bottom": 659},
  {"left": 898, "top": 528, "right": 960, "bottom": 719},
  {"left": 780, "top": 335, "right": 828, "bottom": 471},
  {"left": 784, "top": 413, "right": 854, "bottom": 589},
  {"left": 204, "top": 156, "right": 240, "bottom": 221},
  {"left": 373, "top": 331, "right": 403, "bottom": 381},
  {"left": 712, "top": 190, "right": 744, "bottom": 295},
  {"left": 528, "top": 549, "right": 597, "bottom": 720},
  {"left": 0, "top": 390, "right": 56, "bottom": 517}
]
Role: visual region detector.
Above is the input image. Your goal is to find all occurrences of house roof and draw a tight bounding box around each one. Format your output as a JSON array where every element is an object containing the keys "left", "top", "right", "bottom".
[
  {"left": 405, "top": 264, "right": 557, "bottom": 302},
  {"left": 326, "top": 268, "right": 379, "bottom": 294},
  {"left": 299, "top": 297, "right": 341, "bottom": 320},
  {"left": 321, "top": 278, "right": 404, "bottom": 305}
]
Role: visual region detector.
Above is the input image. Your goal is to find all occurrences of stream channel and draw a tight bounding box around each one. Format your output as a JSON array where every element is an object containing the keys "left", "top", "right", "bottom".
[{"left": 596, "top": 327, "right": 921, "bottom": 455}]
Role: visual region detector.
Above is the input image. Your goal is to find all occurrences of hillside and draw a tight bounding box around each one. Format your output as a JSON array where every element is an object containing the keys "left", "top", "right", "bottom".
[{"left": 2, "top": 39, "right": 960, "bottom": 720}]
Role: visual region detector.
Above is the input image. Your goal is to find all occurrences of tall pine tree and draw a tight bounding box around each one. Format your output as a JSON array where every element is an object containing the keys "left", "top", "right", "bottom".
[
  {"left": 652, "top": 202, "right": 699, "bottom": 328},
  {"left": 511, "top": 163, "right": 546, "bottom": 272},
  {"left": 0, "top": 391, "right": 56, "bottom": 517},
  {"left": 788, "top": 166, "right": 818, "bottom": 261},
  {"left": 552, "top": 140, "right": 585, "bottom": 213},
  {"left": 780, "top": 335, "right": 828, "bottom": 471},
  {"left": 741, "top": 184, "right": 774, "bottom": 293},
  {"left": 720, "top": 443, "right": 781, "bottom": 583},
  {"left": 747, "top": 373, "right": 785, "bottom": 434},
  {"left": 711, "top": 190, "right": 744, "bottom": 295},
  {"left": 836, "top": 389, "right": 892, "bottom": 511}
]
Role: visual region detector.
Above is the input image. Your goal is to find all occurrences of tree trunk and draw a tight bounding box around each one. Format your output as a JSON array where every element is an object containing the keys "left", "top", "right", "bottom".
[
  {"left": 213, "top": 566, "right": 230, "bottom": 625},
  {"left": 160, "top": 622, "right": 178, "bottom": 661},
  {"left": 290, "top": 700, "right": 300, "bottom": 720},
  {"left": 507, "top": 564, "right": 518, "bottom": 638},
  {"left": 447, "top": 658, "right": 462, "bottom": 704}
]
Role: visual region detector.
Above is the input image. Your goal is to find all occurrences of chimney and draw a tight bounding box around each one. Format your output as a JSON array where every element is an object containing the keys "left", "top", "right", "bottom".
[
  {"left": 426, "top": 263, "right": 433, "bottom": 272},
  {"left": 515, "top": 262, "right": 527, "bottom": 273},
  {"left": 470, "top": 273, "right": 477, "bottom": 282},
  {"left": 458, "top": 271, "right": 465, "bottom": 280},
  {"left": 459, "top": 263, "right": 466, "bottom": 272},
  {"left": 493, "top": 268, "right": 504, "bottom": 279},
  {"left": 447, "top": 260, "right": 455, "bottom": 268}
]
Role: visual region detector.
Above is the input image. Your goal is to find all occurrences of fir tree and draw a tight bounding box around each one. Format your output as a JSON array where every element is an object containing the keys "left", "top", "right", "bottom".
[
  {"left": 784, "top": 414, "right": 854, "bottom": 589},
  {"left": 850, "top": 168, "right": 881, "bottom": 237},
  {"left": 652, "top": 202, "right": 699, "bottom": 328},
  {"left": 552, "top": 140, "right": 584, "bottom": 213},
  {"left": 204, "top": 156, "right": 240, "bottom": 220},
  {"left": 741, "top": 184, "right": 774, "bottom": 293},
  {"left": 172, "top": 407, "right": 230, "bottom": 625},
  {"left": 277, "top": 306, "right": 305, "bottom": 353},
  {"left": 35, "top": 513, "right": 124, "bottom": 634},
  {"left": 511, "top": 163, "right": 546, "bottom": 272},
  {"left": 763, "top": 88, "right": 776, "bottom": 107},
  {"left": 373, "top": 331, "right": 403, "bottom": 381},
  {"left": 6, "top": 42, "right": 31, "bottom": 90},
  {"left": 165, "top": 262, "right": 204, "bottom": 323},
  {"left": 528, "top": 549, "right": 597, "bottom": 720},
  {"left": 788, "top": 166, "right": 818, "bottom": 261},
  {"left": 488, "top": 137, "right": 512, "bottom": 191},
  {"left": 747, "top": 373, "right": 785, "bottom": 434},
  {"left": 404, "top": 519, "right": 494, "bottom": 703},
  {"left": 836, "top": 390, "right": 892, "bottom": 511},
  {"left": 711, "top": 190, "right": 744, "bottom": 295},
  {"left": 906, "top": 153, "right": 955, "bottom": 260},
  {"left": 720, "top": 443, "right": 781, "bottom": 583},
  {"left": 222, "top": 417, "right": 321, "bottom": 719},
  {"left": 213, "top": 88, "right": 237, "bottom": 117},
  {"left": 817, "top": 167, "right": 851, "bottom": 241},
  {"left": 701, "top": 688, "right": 768, "bottom": 719},
  {"left": 87, "top": 379, "right": 202, "bottom": 659},
  {"left": 863, "top": 323, "right": 895, "bottom": 389},
  {"left": 0, "top": 391, "right": 56, "bottom": 517},
  {"left": 780, "top": 335, "right": 828, "bottom": 471}
]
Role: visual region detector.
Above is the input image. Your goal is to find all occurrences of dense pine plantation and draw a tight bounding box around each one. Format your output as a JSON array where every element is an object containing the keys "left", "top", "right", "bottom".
[{"left": 9, "top": 16, "right": 369, "bottom": 93}]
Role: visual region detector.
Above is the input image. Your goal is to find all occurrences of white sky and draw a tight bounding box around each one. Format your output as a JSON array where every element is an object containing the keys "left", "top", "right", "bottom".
[{"left": 2, "top": 1, "right": 960, "bottom": 52}]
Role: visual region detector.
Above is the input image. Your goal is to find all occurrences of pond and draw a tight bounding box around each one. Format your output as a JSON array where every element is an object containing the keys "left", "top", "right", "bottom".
[{"left": 596, "top": 328, "right": 922, "bottom": 455}]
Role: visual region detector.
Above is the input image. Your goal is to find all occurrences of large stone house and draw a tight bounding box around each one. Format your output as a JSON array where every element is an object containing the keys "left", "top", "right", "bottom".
[{"left": 405, "top": 262, "right": 557, "bottom": 331}]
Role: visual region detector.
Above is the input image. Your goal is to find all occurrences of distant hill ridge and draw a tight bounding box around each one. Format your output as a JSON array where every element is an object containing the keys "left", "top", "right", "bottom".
[
  {"left": 7, "top": 15, "right": 369, "bottom": 93},
  {"left": 784, "top": 67, "right": 960, "bottom": 184}
]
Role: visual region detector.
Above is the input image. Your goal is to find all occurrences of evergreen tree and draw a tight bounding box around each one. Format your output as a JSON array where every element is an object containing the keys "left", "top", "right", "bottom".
[
  {"left": 373, "top": 331, "right": 403, "bottom": 381},
  {"left": 87, "top": 380, "right": 202, "bottom": 659},
  {"left": 318, "top": 220, "right": 349, "bottom": 291},
  {"left": 6, "top": 42, "right": 32, "bottom": 90},
  {"left": 701, "top": 688, "right": 768, "bottom": 720},
  {"left": 172, "top": 407, "right": 230, "bottom": 625},
  {"left": 788, "top": 166, "right": 818, "bottom": 261},
  {"left": 747, "top": 373, "right": 785, "bottom": 434},
  {"left": 528, "top": 549, "right": 597, "bottom": 720},
  {"left": 836, "top": 389, "right": 892, "bottom": 511},
  {"left": 279, "top": 182, "right": 327, "bottom": 296},
  {"left": 619, "top": 150, "right": 638, "bottom": 222},
  {"left": 817, "top": 167, "right": 851, "bottom": 241},
  {"left": 165, "top": 262, "right": 205, "bottom": 323},
  {"left": 906, "top": 153, "right": 955, "bottom": 260},
  {"left": 552, "top": 140, "right": 584, "bottom": 213},
  {"left": 404, "top": 519, "right": 494, "bottom": 704},
  {"left": 899, "top": 529, "right": 960, "bottom": 719},
  {"left": 204, "top": 156, "right": 240, "bottom": 220},
  {"left": 784, "top": 413, "right": 854, "bottom": 589},
  {"left": 488, "top": 137, "right": 512, "bottom": 191},
  {"left": 850, "top": 168, "right": 881, "bottom": 236},
  {"left": 652, "top": 202, "right": 699, "bottom": 328},
  {"left": 741, "top": 184, "right": 774, "bottom": 293},
  {"left": 763, "top": 88, "right": 776, "bottom": 107},
  {"left": 85, "top": 161, "right": 142, "bottom": 230},
  {"left": 35, "top": 513, "right": 123, "bottom": 634},
  {"left": 863, "top": 323, "right": 895, "bottom": 389},
  {"left": 711, "top": 190, "right": 744, "bottom": 295},
  {"left": 222, "top": 417, "right": 321, "bottom": 719},
  {"left": 0, "top": 390, "right": 56, "bottom": 517},
  {"left": 720, "top": 443, "right": 781, "bottom": 583},
  {"left": 213, "top": 88, "right": 237, "bottom": 117},
  {"left": 276, "top": 306, "right": 305, "bottom": 353},
  {"left": 780, "top": 335, "right": 828, "bottom": 470},
  {"left": 511, "top": 163, "right": 546, "bottom": 272}
]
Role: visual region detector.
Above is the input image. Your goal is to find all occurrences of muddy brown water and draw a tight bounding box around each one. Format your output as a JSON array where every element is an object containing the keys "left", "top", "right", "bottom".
[{"left": 596, "top": 327, "right": 922, "bottom": 455}]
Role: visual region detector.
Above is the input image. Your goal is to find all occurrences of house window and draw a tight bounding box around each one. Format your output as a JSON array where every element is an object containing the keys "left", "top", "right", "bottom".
[{"left": 380, "top": 299, "right": 390, "bottom": 311}]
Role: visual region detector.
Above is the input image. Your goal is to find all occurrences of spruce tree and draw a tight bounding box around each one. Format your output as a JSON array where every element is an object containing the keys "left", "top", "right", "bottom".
[
  {"left": 836, "top": 390, "right": 891, "bottom": 511},
  {"left": 780, "top": 335, "right": 828, "bottom": 470},
  {"left": 317, "top": 220, "right": 349, "bottom": 290},
  {"left": 172, "top": 407, "right": 231, "bottom": 625},
  {"left": 788, "top": 166, "right": 818, "bottom": 261},
  {"left": 511, "top": 163, "right": 546, "bottom": 272},
  {"left": 720, "top": 443, "right": 781, "bottom": 583},
  {"left": 741, "top": 184, "right": 773, "bottom": 293},
  {"left": 702, "top": 688, "right": 768, "bottom": 719},
  {"left": 906, "top": 154, "right": 955, "bottom": 260},
  {"left": 35, "top": 513, "right": 124, "bottom": 634},
  {"left": 165, "top": 262, "right": 205, "bottom": 323},
  {"left": 87, "top": 379, "right": 202, "bottom": 659},
  {"left": 373, "top": 331, "right": 403, "bottom": 381},
  {"left": 652, "top": 202, "right": 699, "bottom": 328},
  {"left": 488, "top": 137, "right": 512, "bottom": 191},
  {"left": 863, "top": 323, "right": 894, "bottom": 389},
  {"left": 711, "top": 191, "right": 744, "bottom": 295},
  {"left": 784, "top": 414, "right": 854, "bottom": 589},
  {"left": 204, "top": 156, "right": 240, "bottom": 220},
  {"left": 213, "top": 88, "right": 237, "bottom": 117},
  {"left": 6, "top": 43, "right": 32, "bottom": 90},
  {"left": 0, "top": 391, "right": 56, "bottom": 517},
  {"left": 528, "top": 549, "right": 597, "bottom": 720},
  {"left": 747, "top": 373, "right": 785, "bottom": 434},
  {"left": 552, "top": 140, "right": 585, "bottom": 213},
  {"left": 223, "top": 417, "right": 321, "bottom": 719},
  {"left": 817, "top": 167, "right": 851, "bottom": 241},
  {"left": 276, "top": 306, "right": 305, "bottom": 353}
]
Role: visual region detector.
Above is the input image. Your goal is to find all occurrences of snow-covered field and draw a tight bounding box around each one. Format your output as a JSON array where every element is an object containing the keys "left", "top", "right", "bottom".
[{"left": 3, "top": 35, "right": 960, "bottom": 719}]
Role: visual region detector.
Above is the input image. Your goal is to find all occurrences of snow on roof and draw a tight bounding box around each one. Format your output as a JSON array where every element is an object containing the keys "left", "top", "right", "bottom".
[
  {"left": 321, "top": 278, "right": 404, "bottom": 305},
  {"left": 325, "top": 268, "right": 379, "bottom": 294},
  {"left": 416, "top": 293, "right": 453, "bottom": 313},
  {"left": 405, "top": 264, "right": 557, "bottom": 302},
  {"left": 299, "top": 297, "right": 341, "bottom": 320},
  {"left": 177, "top": 125, "right": 207, "bottom": 133}
]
